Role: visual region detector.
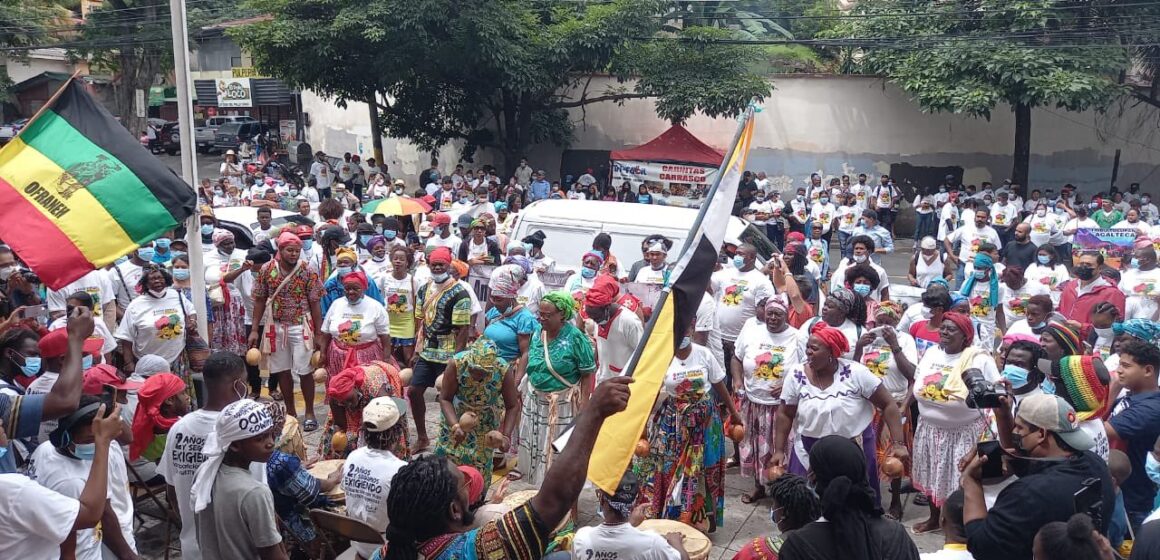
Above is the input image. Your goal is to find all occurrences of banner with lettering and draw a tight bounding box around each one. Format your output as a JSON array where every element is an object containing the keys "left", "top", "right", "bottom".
[
  {"left": 1071, "top": 228, "right": 1138, "bottom": 268},
  {"left": 610, "top": 159, "right": 718, "bottom": 208}
]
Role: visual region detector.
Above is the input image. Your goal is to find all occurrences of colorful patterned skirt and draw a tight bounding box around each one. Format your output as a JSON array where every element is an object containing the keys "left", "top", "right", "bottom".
[
  {"left": 738, "top": 397, "right": 780, "bottom": 486},
  {"left": 316, "top": 361, "right": 408, "bottom": 460},
  {"left": 517, "top": 384, "right": 578, "bottom": 486},
  {"left": 209, "top": 290, "right": 248, "bottom": 355},
  {"left": 912, "top": 416, "right": 987, "bottom": 507},
  {"left": 634, "top": 397, "right": 725, "bottom": 533},
  {"left": 324, "top": 339, "right": 388, "bottom": 403}
]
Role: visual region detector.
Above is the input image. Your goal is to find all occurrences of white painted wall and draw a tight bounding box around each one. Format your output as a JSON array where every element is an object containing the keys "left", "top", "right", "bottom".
[{"left": 302, "top": 75, "right": 1160, "bottom": 195}]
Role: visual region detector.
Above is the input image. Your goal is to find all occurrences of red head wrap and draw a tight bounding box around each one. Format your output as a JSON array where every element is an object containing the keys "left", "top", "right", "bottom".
[
  {"left": 458, "top": 465, "right": 484, "bottom": 504},
  {"left": 585, "top": 274, "right": 620, "bottom": 307},
  {"left": 277, "top": 231, "right": 303, "bottom": 248},
  {"left": 942, "top": 311, "right": 975, "bottom": 345},
  {"left": 327, "top": 366, "right": 366, "bottom": 402},
  {"left": 809, "top": 321, "right": 850, "bottom": 357},
  {"left": 429, "top": 246, "right": 453, "bottom": 265},
  {"left": 130, "top": 372, "right": 185, "bottom": 460},
  {"left": 341, "top": 270, "right": 369, "bottom": 290},
  {"left": 786, "top": 232, "right": 806, "bottom": 244}
]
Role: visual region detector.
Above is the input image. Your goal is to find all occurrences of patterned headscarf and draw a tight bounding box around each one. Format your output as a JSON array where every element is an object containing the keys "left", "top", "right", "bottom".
[
  {"left": 488, "top": 264, "right": 526, "bottom": 299},
  {"left": 212, "top": 229, "right": 234, "bottom": 246},
  {"left": 1113, "top": 319, "right": 1160, "bottom": 344},
  {"left": 943, "top": 311, "right": 975, "bottom": 345},
  {"left": 541, "top": 291, "right": 576, "bottom": 320},
  {"left": 875, "top": 301, "right": 903, "bottom": 322},
  {"left": 582, "top": 251, "right": 606, "bottom": 266},
  {"left": 503, "top": 254, "right": 533, "bottom": 274},
  {"left": 765, "top": 295, "right": 789, "bottom": 314},
  {"left": 1054, "top": 355, "right": 1110, "bottom": 422},
  {"left": 828, "top": 287, "right": 856, "bottom": 313},
  {"left": 335, "top": 246, "right": 358, "bottom": 264},
  {"left": 457, "top": 339, "right": 507, "bottom": 373}
]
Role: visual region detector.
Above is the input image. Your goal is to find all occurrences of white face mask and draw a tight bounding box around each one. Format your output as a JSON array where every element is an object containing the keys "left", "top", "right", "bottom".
[
  {"left": 1094, "top": 326, "right": 1115, "bottom": 340},
  {"left": 853, "top": 254, "right": 868, "bottom": 264}
]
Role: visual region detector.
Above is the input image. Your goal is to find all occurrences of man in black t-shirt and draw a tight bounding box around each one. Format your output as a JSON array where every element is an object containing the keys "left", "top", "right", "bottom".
[{"left": 1001, "top": 223, "right": 1038, "bottom": 270}]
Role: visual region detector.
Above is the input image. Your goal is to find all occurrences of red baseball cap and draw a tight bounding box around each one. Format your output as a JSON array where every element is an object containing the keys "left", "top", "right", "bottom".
[
  {"left": 432, "top": 213, "right": 451, "bottom": 227},
  {"left": 82, "top": 364, "right": 142, "bottom": 395},
  {"left": 38, "top": 329, "right": 103, "bottom": 359}
]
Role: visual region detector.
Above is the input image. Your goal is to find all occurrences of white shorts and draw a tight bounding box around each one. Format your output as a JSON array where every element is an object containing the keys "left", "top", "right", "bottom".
[{"left": 268, "top": 324, "right": 313, "bottom": 376}]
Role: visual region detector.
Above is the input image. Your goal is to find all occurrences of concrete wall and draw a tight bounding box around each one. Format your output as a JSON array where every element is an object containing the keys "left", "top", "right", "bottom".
[{"left": 301, "top": 75, "right": 1160, "bottom": 196}]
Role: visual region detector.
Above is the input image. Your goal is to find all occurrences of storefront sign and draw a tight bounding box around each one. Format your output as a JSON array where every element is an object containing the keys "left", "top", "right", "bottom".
[
  {"left": 215, "top": 78, "right": 253, "bottom": 108},
  {"left": 231, "top": 67, "right": 261, "bottom": 78},
  {"left": 279, "top": 119, "right": 297, "bottom": 142}
]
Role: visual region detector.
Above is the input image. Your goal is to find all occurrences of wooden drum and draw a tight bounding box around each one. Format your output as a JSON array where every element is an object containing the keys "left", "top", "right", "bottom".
[
  {"left": 637, "top": 519, "right": 711, "bottom": 560},
  {"left": 501, "top": 490, "right": 572, "bottom": 533},
  {"left": 307, "top": 459, "right": 347, "bottom": 502}
]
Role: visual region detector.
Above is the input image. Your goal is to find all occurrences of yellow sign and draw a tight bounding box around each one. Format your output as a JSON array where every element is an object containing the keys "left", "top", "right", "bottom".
[{"left": 231, "top": 67, "right": 261, "bottom": 78}]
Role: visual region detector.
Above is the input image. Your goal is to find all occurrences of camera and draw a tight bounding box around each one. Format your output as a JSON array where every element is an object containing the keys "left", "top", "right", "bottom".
[
  {"left": 1074, "top": 477, "right": 1103, "bottom": 530},
  {"left": 963, "top": 368, "right": 1003, "bottom": 409},
  {"left": 20, "top": 269, "right": 39, "bottom": 284}
]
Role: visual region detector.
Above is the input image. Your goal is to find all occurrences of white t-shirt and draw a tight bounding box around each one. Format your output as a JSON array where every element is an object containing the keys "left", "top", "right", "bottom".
[
  {"left": 947, "top": 225, "right": 1003, "bottom": 264},
  {"left": 309, "top": 161, "right": 333, "bottom": 190},
  {"left": 47, "top": 315, "right": 117, "bottom": 354},
  {"left": 573, "top": 523, "right": 683, "bottom": 560},
  {"left": 1113, "top": 220, "right": 1152, "bottom": 236},
  {"left": 747, "top": 200, "right": 776, "bottom": 225},
  {"left": 858, "top": 328, "right": 918, "bottom": 401},
  {"left": 426, "top": 234, "right": 462, "bottom": 257},
  {"left": 29, "top": 442, "right": 134, "bottom": 559},
  {"left": 47, "top": 270, "right": 116, "bottom": 317},
  {"left": 516, "top": 275, "right": 545, "bottom": 319},
  {"left": 1063, "top": 217, "right": 1098, "bottom": 244},
  {"left": 343, "top": 447, "right": 406, "bottom": 558},
  {"left": 914, "top": 252, "right": 947, "bottom": 289},
  {"left": 1080, "top": 418, "right": 1110, "bottom": 461},
  {"left": 322, "top": 296, "right": 390, "bottom": 344},
  {"left": 735, "top": 325, "right": 804, "bottom": 405},
  {"left": 989, "top": 202, "right": 1019, "bottom": 229},
  {"left": 158, "top": 409, "right": 267, "bottom": 560},
  {"left": 913, "top": 348, "right": 999, "bottom": 428},
  {"left": 596, "top": 309, "right": 644, "bottom": 383},
  {"left": 695, "top": 293, "right": 724, "bottom": 372},
  {"left": 836, "top": 204, "right": 860, "bottom": 233},
  {"left": 920, "top": 546, "right": 976, "bottom": 560},
  {"left": 999, "top": 281, "right": 1050, "bottom": 327},
  {"left": 937, "top": 203, "right": 960, "bottom": 241},
  {"left": 810, "top": 202, "right": 837, "bottom": 234},
  {"left": 780, "top": 360, "right": 880, "bottom": 439},
  {"left": 0, "top": 473, "right": 81, "bottom": 560},
  {"left": 1024, "top": 263, "right": 1071, "bottom": 304},
  {"left": 662, "top": 344, "right": 725, "bottom": 396},
  {"left": 114, "top": 289, "right": 195, "bottom": 363},
  {"left": 1120, "top": 267, "right": 1160, "bottom": 320},
  {"left": 1027, "top": 212, "right": 1062, "bottom": 247},
  {"left": 112, "top": 260, "right": 144, "bottom": 310},
  {"left": 713, "top": 267, "right": 774, "bottom": 341},
  {"left": 633, "top": 265, "right": 668, "bottom": 285}
]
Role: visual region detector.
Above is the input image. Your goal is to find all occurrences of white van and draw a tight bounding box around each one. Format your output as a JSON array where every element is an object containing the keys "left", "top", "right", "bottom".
[{"left": 509, "top": 200, "right": 776, "bottom": 273}]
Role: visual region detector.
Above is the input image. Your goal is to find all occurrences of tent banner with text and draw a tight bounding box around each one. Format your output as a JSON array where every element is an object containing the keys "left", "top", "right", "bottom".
[{"left": 1071, "top": 228, "right": 1138, "bottom": 268}]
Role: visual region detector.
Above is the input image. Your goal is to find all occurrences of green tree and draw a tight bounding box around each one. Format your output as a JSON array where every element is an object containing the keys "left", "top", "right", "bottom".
[
  {"left": 0, "top": 0, "right": 68, "bottom": 107},
  {"left": 840, "top": 0, "right": 1129, "bottom": 191},
  {"left": 234, "top": 0, "right": 771, "bottom": 173}
]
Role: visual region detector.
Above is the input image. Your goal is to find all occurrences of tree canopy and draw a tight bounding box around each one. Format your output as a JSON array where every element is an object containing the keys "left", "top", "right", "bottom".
[{"left": 234, "top": 0, "right": 772, "bottom": 170}]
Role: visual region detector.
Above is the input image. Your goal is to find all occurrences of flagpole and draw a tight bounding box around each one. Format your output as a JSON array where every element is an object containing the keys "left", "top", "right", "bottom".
[{"left": 170, "top": 0, "right": 208, "bottom": 338}]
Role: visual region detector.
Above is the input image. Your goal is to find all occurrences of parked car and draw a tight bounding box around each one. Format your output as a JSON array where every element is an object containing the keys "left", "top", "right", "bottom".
[
  {"left": 196, "top": 115, "right": 256, "bottom": 154},
  {"left": 214, "top": 121, "right": 268, "bottom": 152},
  {"left": 0, "top": 118, "right": 29, "bottom": 144},
  {"left": 158, "top": 122, "right": 181, "bottom": 155}
]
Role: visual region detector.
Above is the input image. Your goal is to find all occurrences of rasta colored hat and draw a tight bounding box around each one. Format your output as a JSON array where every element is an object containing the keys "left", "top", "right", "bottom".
[
  {"left": 1045, "top": 321, "right": 1083, "bottom": 356},
  {"left": 1053, "top": 355, "right": 1110, "bottom": 422}
]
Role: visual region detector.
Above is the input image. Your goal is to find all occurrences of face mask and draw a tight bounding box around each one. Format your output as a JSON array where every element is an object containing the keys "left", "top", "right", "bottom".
[
  {"left": 1002, "top": 364, "right": 1030, "bottom": 389},
  {"left": 0, "top": 267, "right": 13, "bottom": 282},
  {"left": 820, "top": 197, "right": 829, "bottom": 204},
  {"left": 973, "top": 270, "right": 987, "bottom": 280},
  {"left": 1075, "top": 266, "right": 1095, "bottom": 281},
  {"left": 678, "top": 336, "right": 692, "bottom": 350},
  {"left": 580, "top": 267, "right": 597, "bottom": 279},
  {"left": 459, "top": 197, "right": 470, "bottom": 204},
  {"left": 336, "top": 266, "right": 353, "bottom": 276},
  {"left": 72, "top": 443, "right": 97, "bottom": 461},
  {"left": 1146, "top": 452, "right": 1160, "bottom": 485},
  {"left": 81, "top": 355, "right": 93, "bottom": 370},
  {"left": 1040, "top": 377, "right": 1056, "bottom": 395},
  {"left": 200, "top": 224, "right": 214, "bottom": 236},
  {"left": 113, "top": 256, "right": 129, "bottom": 267},
  {"left": 1094, "top": 326, "right": 1115, "bottom": 340},
  {"left": 1144, "top": 197, "right": 1152, "bottom": 204},
  {"left": 853, "top": 254, "right": 868, "bottom": 264},
  {"left": 1090, "top": 203, "right": 1099, "bottom": 209},
  {"left": 796, "top": 195, "right": 805, "bottom": 202},
  {"left": 348, "top": 294, "right": 363, "bottom": 305},
  {"left": 384, "top": 231, "right": 397, "bottom": 240},
  {"left": 1036, "top": 209, "right": 1046, "bottom": 217},
  {"left": 234, "top": 380, "right": 248, "bottom": 401},
  {"left": 154, "top": 238, "right": 172, "bottom": 250},
  {"left": 213, "top": 189, "right": 223, "bottom": 196},
  {"left": 1130, "top": 258, "right": 1141, "bottom": 269},
  {"left": 1037, "top": 255, "right": 1051, "bottom": 266},
  {"left": 15, "top": 355, "right": 40, "bottom": 377},
  {"left": 137, "top": 248, "right": 155, "bottom": 261},
  {"left": 172, "top": 268, "right": 191, "bottom": 281},
  {"left": 852, "top": 284, "right": 871, "bottom": 297},
  {"left": 148, "top": 289, "right": 167, "bottom": 298},
  {"left": 359, "top": 235, "right": 372, "bottom": 246},
  {"left": 302, "top": 239, "right": 314, "bottom": 252},
  {"left": 523, "top": 243, "right": 534, "bottom": 253},
  {"left": 432, "top": 272, "right": 450, "bottom": 283},
  {"left": 755, "top": 196, "right": 765, "bottom": 202},
  {"left": 395, "top": 188, "right": 404, "bottom": 195},
  {"left": 732, "top": 255, "right": 746, "bottom": 269}
]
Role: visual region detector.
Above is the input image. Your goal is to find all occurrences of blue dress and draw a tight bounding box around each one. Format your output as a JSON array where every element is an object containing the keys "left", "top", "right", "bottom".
[{"left": 482, "top": 307, "right": 538, "bottom": 360}]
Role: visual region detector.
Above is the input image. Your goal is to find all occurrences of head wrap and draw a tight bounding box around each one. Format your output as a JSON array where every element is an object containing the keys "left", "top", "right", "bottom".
[
  {"left": 503, "top": 254, "right": 533, "bottom": 274},
  {"left": 1045, "top": 321, "right": 1083, "bottom": 356},
  {"left": 429, "top": 246, "right": 453, "bottom": 265},
  {"left": 935, "top": 309, "right": 973, "bottom": 345},
  {"left": 1002, "top": 333, "right": 1040, "bottom": 347},
  {"left": 949, "top": 292, "right": 969, "bottom": 309},
  {"left": 469, "top": 218, "right": 486, "bottom": 230},
  {"left": 129, "top": 373, "right": 185, "bottom": 460},
  {"left": 335, "top": 246, "right": 358, "bottom": 265},
  {"left": 451, "top": 260, "right": 469, "bottom": 279},
  {"left": 1054, "top": 355, "right": 1110, "bottom": 422},
  {"left": 366, "top": 235, "right": 387, "bottom": 250},
  {"left": 488, "top": 264, "right": 526, "bottom": 299},
  {"left": 828, "top": 287, "right": 856, "bottom": 314},
  {"left": 327, "top": 366, "right": 367, "bottom": 402},
  {"left": 541, "top": 291, "right": 577, "bottom": 320},
  {"left": 494, "top": 201, "right": 508, "bottom": 212},
  {"left": 928, "top": 277, "right": 949, "bottom": 290},
  {"left": 786, "top": 232, "right": 806, "bottom": 244},
  {"left": 262, "top": 398, "right": 287, "bottom": 440},
  {"left": 582, "top": 251, "right": 605, "bottom": 266},
  {"left": 585, "top": 274, "right": 620, "bottom": 307},
  {"left": 1134, "top": 236, "right": 1155, "bottom": 250},
  {"left": 810, "top": 321, "right": 850, "bottom": 357},
  {"left": 1113, "top": 319, "right": 1160, "bottom": 344},
  {"left": 191, "top": 399, "right": 273, "bottom": 512},
  {"left": 458, "top": 465, "right": 485, "bottom": 505},
  {"left": 277, "top": 231, "right": 302, "bottom": 248},
  {"left": 212, "top": 229, "right": 234, "bottom": 246},
  {"left": 808, "top": 436, "right": 883, "bottom": 560},
  {"left": 960, "top": 252, "right": 999, "bottom": 307},
  {"left": 341, "top": 270, "right": 369, "bottom": 290},
  {"left": 457, "top": 339, "right": 507, "bottom": 373},
  {"left": 765, "top": 295, "right": 789, "bottom": 314},
  {"left": 645, "top": 240, "right": 668, "bottom": 254},
  {"left": 875, "top": 301, "right": 903, "bottom": 322},
  {"left": 134, "top": 354, "right": 170, "bottom": 378}
]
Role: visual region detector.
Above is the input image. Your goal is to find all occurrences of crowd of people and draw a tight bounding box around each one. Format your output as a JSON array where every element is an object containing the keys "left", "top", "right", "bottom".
[{"left": 2, "top": 148, "right": 1160, "bottom": 560}]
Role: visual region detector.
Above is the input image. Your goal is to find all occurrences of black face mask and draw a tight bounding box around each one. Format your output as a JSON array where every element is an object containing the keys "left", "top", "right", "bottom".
[{"left": 1075, "top": 266, "right": 1096, "bottom": 281}]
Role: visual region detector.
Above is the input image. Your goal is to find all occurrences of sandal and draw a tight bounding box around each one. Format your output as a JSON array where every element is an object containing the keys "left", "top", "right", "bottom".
[
  {"left": 269, "top": 391, "right": 283, "bottom": 401},
  {"left": 740, "top": 489, "right": 766, "bottom": 504},
  {"left": 506, "top": 469, "right": 524, "bottom": 482},
  {"left": 303, "top": 419, "right": 319, "bottom": 432}
]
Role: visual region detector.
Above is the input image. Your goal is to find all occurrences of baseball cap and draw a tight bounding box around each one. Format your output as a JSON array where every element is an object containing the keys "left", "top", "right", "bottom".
[
  {"left": 457, "top": 213, "right": 474, "bottom": 229},
  {"left": 362, "top": 397, "right": 408, "bottom": 432},
  {"left": 39, "top": 329, "right": 103, "bottom": 359},
  {"left": 82, "top": 364, "right": 142, "bottom": 395},
  {"left": 1015, "top": 394, "right": 1094, "bottom": 451},
  {"left": 431, "top": 213, "right": 451, "bottom": 227}
]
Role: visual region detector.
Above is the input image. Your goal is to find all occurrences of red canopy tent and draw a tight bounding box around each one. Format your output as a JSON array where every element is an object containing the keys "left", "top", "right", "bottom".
[{"left": 610, "top": 124, "right": 724, "bottom": 166}]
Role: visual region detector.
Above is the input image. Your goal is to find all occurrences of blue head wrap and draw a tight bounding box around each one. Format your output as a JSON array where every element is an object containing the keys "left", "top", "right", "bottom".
[
  {"left": 960, "top": 252, "right": 999, "bottom": 308},
  {"left": 1113, "top": 319, "right": 1160, "bottom": 344}
]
